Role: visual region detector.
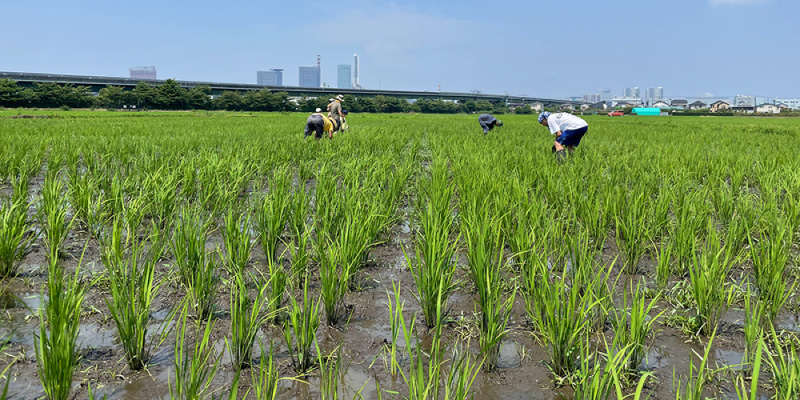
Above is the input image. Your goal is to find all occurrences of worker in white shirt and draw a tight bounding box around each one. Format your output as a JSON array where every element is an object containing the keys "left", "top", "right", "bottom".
[{"left": 537, "top": 111, "right": 589, "bottom": 162}]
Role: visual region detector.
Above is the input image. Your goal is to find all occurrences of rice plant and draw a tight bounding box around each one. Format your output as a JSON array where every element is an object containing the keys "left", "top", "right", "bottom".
[
  {"left": 253, "top": 168, "right": 291, "bottom": 263},
  {"left": 655, "top": 240, "right": 674, "bottom": 291},
  {"left": 317, "top": 240, "right": 350, "bottom": 326},
  {"left": 407, "top": 168, "right": 459, "bottom": 329},
  {"left": 688, "top": 224, "right": 734, "bottom": 337},
  {"left": 316, "top": 343, "right": 343, "bottom": 400},
  {"left": 169, "top": 301, "right": 220, "bottom": 400},
  {"left": 765, "top": 327, "right": 800, "bottom": 400},
  {"left": 741, "top": 286, "right": 764, "bottom": 372},
  {"left": 0, "top": 198, "right": 35, "bottom": 277},
  {"left": 101, "top": 218, "right": 168, "bottom": 371},
  {"left": 222, "top": 207, "right": 255, "bottom": 277},
  {"left": 171, "top": 209, "right": 218, "bottom": 319},
  {"left": 529, "top": 267, "right": 597, "bottom": 382},
  {"left": 228, "top": 271, "right": 274, "bottom": 371},
  {"left": 38, "top": 174, "right": 73, "bottom": 263},
  {"left": 252, "top": 341, "right": 282, "bottom": 400},
  {"left": 748, "top": 221, "right": 794, "bottom": 327},
  {"left": 67, "top": 169, "right": 106, "bottom": 238},
  {"left": 35, "top": 258, "right": 86, "bottom": 400},
  {"left": 283, "top": 279, "right": 321, "bottom": 373},
  {"left": 673, "top": 330, "right": 718, "bottom": 400},
  {"left": 611, "top": 279, "right": 664, "bottom": 373},
  {"left": 289, "top": 185, "right": 310, "bottom": 239},
  {"left": 463, "top": 207, "right": 515, "bottom": 371},
  {"left": 384, "top": 281, "right": 404, "bottom": 377},
  {"left": 614, "top": 192, "right": 651, "bottom": 274},
  {"left": 288, "top": 224, "right": 311, "bottom": 288}
]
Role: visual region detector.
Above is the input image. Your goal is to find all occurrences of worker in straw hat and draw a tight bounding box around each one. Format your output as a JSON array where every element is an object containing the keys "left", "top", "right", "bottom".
[
  {"left": 328, "top": 94, "right": 345, "bottom": 132},
  {"left": 305, "top": 108, "right": 336, "bottom": 139},
  {"left": 478, "top": 113, "right": 503, "bottom": 135},
  {"left": 537, "top": 111, "right": 589, "bottom": 162}
]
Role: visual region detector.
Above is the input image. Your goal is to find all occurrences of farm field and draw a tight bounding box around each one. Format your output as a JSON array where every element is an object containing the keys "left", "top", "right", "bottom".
[{"left": 1, "top": 110, "right": 799, "bottom": 399}]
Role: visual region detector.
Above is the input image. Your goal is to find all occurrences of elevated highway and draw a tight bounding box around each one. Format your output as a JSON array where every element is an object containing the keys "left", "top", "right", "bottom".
[{"left": 0, "top": 71, "right": 579, "bottom": 107}]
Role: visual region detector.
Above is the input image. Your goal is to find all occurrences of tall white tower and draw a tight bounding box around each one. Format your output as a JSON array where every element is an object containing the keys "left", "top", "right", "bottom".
[{"left": 353, "top": 53, "right": 360, "bottom": 89}]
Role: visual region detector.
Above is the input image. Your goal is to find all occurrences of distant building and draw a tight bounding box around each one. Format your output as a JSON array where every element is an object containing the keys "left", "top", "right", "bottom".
[
  {"left": 774, "top": 98, "right": 800, "bottom": 110},
  {"left": 353, "top": 53, "right": 362, "bottom": 89},
  {"left": 337, "top": 65, "right": 352, "bottom": 89},
  {"left": 756, "top": 103, "right": 781, "bottom": 114},
  {"left": 652, "top": 100, "right": 670, "bottom": 108},
  {"left": 688, "top": 101, "right": 707, "bottom": 110},
  {"left": 130, "top": 66, "right": 156, "bottom": 80},
  {"left": 299, "top": 66, "right": 320, "bottom": 88},
  {"left": 732, "top": 105, "right": 755, "bottom": 113},
  {"left": 257, "top": 69, "right": 283, "bottom": 86},
  {"left": 583, "top": 94, "right": 601, "bottom": 103},
  {"left": 734, "top": 95, "right": 756, "bottom": 106},
  {"left": 624, "top": 87, "right": 640, "bottom": 99},
  {"left": 646, "top": 87, "right": 664, "bottom": 103},
  {"left": 530, "top": 102, "right": 544, "bottom": 112},
  {"left": 670, "top": 99, "right": 688, "bottom": 108},
  {"left": 611, "top": 97, "right": 642, "bottom": 107},
  {"left": 709, "top": 101, "right": 730, "bottom": 113}
]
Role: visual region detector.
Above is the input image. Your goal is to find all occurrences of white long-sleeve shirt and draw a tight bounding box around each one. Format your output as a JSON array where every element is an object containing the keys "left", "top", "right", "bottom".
[{"left": 546, "top": 113, "right": 588, "bottom": 135}]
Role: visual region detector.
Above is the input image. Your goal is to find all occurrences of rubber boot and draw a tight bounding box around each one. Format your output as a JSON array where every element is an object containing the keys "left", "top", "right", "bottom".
[{"left": 555, "top": 149, "right": 567, "bottom": 164}]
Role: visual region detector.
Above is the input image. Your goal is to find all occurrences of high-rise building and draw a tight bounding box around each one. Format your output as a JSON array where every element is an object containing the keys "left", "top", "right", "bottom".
[
  {"left": 257, "top": 69, "right": 283, "bottom": 86},
  {"left": 623, "top": 87, "right": 640, "bottom": 99},
  {"left": 734, "top": 95, "right": 756, "bottom": 106},
  {"left": 598, "top": 88, "right": 612, "bottom": 101},
  {"left": 353, "top": 53, "right": 361, "bottom": 89},
  {"left": 583, "top": 94, "right": 601, "bottom": 103},
  {"left": 646, "top": 87, "right": 664, "bottom": 103},
  {"left": 337, "top": 65, "right": 352, "bottom": 89},
  {"left": 129, "top": 66, "right": 157, "bottom": 80},
  {"left": 299, "top": 66, "right": 320, "bottom": 88}
]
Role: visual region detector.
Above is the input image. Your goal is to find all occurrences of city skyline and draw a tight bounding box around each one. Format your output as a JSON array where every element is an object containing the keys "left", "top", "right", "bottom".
[{"left": 2, "top": 1, "right": 797, "bottom": 99}]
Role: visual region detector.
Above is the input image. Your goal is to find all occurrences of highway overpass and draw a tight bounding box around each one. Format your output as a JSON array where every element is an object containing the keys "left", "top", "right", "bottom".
[{"left": 0, "top": 71, "right": 579, "bottom": 107}]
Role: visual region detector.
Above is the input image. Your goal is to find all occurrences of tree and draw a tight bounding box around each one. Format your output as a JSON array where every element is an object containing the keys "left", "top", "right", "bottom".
[
  {"left": 186, "top": 85, "right": 212, "bottom": 110},
  {"left": 0, "top": 79, "right": 23, "bottom": 107},
  {"left": 153, "top": 79, "right": 187, "bottom": 110},
  {"left": 212, "top": 91, "right": 244, "bottom": 111},
  {"left": 96, "top": 86, "right": 125, "bottom": 109},
  {"left": 133, "top": 82, "right": 155, "bottom": 109},
  {"left": 514, "top": 105, "right": 533, "bottom": 115}
]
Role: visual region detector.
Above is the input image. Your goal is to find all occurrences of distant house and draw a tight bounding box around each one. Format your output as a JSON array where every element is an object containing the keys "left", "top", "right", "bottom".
[
  {"left": 580, "top": 103, "right": 591, "bottom": 111},
  {"left": 670, "top": 99, "right": 688, "bottom": 108},
  {"left": 732, "top": 105, "right": 755, "bottom": 114},
  {"left": 590, "top": 101, "right": 609, "bottom": 110},
  {"left": 688, "top": 101, "right": 707, "bottom": 110},
  {"left": 530, "top": 102, "right": 544, "bottom": 112},
  {"left": 709, "top": 101, "right": 730, "bottom": 113},
  {"left": 652, "top": 100, "right": 669, "bottom": 108},
  {"left": 777, "top": 103, "right": 790, "bottom": 111},
  {"left": 756, "top": 103, "right": 781, "bottom": 114},
  {"left": 560, "top": 104, "right": 575, "bottom": 111}
]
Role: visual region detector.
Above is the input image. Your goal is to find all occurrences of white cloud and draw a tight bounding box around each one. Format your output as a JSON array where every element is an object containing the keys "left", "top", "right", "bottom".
[{"left": 710, "top": 0, "right": 766, "bottom": 5}]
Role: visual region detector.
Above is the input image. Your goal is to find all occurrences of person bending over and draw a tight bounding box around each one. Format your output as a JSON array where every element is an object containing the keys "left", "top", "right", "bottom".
[
  {"left": 537, "top": 111, "right": 588, "bottom": 162},
  {"left": 478, "top": 113, "right": 503, "bottom": 135}
]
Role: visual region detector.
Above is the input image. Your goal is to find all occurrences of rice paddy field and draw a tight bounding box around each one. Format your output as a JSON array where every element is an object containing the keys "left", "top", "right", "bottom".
[{"left": 1, "top": 110, "right": 799, "bottom": 400}]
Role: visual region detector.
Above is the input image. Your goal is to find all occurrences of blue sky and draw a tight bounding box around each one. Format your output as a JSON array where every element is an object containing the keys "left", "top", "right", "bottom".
[{"left": 1, "top": 0, "right": 797, "bottom": 99}]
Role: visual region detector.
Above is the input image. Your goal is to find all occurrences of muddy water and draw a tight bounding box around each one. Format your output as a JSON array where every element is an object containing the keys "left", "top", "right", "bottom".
[{"left": 0, "top": 219, "right": 791, "bottom": 400}]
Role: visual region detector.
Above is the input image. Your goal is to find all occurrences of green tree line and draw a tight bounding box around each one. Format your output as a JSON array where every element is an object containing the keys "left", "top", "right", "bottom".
[{"left": 0, "top": 78, "right": 513, "bottom": 114}]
